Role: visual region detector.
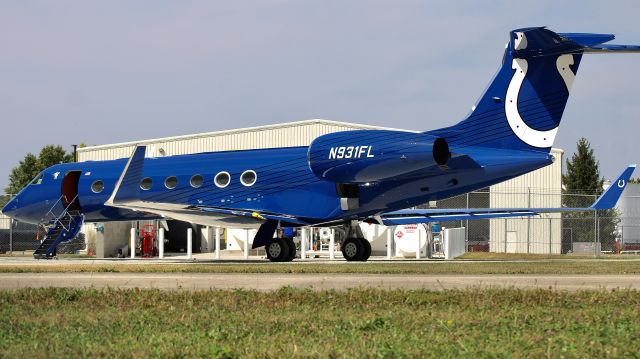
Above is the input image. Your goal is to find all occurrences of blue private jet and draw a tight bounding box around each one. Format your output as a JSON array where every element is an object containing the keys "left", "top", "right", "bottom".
[{"left": 2, "top": 27, "right": 639, "bottom": 261}]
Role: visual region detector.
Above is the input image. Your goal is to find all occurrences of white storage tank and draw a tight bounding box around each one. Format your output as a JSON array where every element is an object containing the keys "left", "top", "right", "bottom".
[{"left": 393, "top": 224, "right": 428, "bottom": 258}]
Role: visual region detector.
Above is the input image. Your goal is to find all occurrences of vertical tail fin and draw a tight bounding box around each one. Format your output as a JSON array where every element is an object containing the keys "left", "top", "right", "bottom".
[{"left": 428, "top": 27, "right": 640, "bottom": 152}]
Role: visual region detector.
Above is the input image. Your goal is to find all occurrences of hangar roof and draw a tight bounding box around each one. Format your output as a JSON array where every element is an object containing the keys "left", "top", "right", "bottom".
[
  {"left": 78, "top": 119, "right": 410, "bottom": 152},
  {"left": 77, "top": 119, "right": 415, "bottom": 161}
]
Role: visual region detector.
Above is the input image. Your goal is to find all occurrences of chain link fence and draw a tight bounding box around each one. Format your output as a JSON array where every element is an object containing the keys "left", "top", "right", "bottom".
[
  {"left": 422, "top": 190, "right": 633, "bottom": 256},
  {"left": 0, "top": 189, "right": 636, "bottom": 257}
]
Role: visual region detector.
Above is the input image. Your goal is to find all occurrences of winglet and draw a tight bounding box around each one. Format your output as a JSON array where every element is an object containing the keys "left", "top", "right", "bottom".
[
  {"left": 590, "top": 164, "right": 636, "bottom": 210},
  {"left": 105, "top": 145, "right": 146, "bottom": 206}
]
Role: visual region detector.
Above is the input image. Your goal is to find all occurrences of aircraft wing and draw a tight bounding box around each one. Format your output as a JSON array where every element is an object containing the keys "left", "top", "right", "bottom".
[
  {"left": 379, "top": 165, "right": 635, "bottom": 225},
  {"left": 107, "top": 199, "right": 310, "bottom": 227},
  {"left": 105, "top": 145, "right": 310, "bottom": 228}
]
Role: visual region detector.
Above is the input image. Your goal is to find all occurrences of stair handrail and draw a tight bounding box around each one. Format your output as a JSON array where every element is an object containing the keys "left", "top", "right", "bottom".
[
  {"left": 44, "top": 194, "right": 80, "bottom": 232},
  {"left": 41, "top": 195, "right": 65, "bottom": 224}
]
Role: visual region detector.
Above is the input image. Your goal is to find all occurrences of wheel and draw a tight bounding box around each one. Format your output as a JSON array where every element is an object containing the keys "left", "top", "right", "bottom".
[
  {"left": 360, "top": 238, "right": 371, "bottom": 261},
  {"left": 266, "top": 238, "right": 290, "bottom": 262},
  {"left": 284, "top": 238, "right": 296, "bottom": 262},
  {"left": 341, "top": 237, "right": 364, "bottom": 261}
]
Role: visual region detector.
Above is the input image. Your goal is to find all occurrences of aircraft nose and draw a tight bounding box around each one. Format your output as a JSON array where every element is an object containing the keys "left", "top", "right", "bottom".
[{"left": 2, "top": 196, "right": 19, "bottom": 218}]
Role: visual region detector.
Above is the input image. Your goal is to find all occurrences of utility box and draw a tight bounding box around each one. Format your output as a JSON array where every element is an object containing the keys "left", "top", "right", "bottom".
[
  {"left": 443, "top": 227, "right": 466, "bottom": 259},
  {"left": 572, "top": 242, "right": 601, "bottom": 255}
]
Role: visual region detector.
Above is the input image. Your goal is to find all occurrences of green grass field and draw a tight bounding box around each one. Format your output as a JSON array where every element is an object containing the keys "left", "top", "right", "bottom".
[
  {"left": 1, "top": 287, "right": 638, "bottom": 358},
  {"left": 2, "top": 259, "right": 640, "bottom": 275}
]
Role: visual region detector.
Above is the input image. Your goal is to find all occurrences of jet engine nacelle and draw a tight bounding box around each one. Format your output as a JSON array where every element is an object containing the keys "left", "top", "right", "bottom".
[{"left": 308, "top": 130, "right": 450, "bottom": 183}]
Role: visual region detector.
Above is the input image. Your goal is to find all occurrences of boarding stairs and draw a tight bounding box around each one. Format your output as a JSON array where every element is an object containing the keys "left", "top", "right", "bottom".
[{"left": 34, "top": 196, "right": 84, "bottom": 259}]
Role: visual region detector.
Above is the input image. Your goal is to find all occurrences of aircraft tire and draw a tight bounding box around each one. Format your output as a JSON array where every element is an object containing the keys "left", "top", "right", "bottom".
[
  {"left": 284, "top": 238, "right": 296, "bottom": 262},
  {"left": 341, "top": 237, "right": 364, "bottom": 261},
  {"left": 266, "top": 238, "right": 290, "bottom": 262},
  {"left": 359, "top": 238, "right": 371, "bottom": 261}
]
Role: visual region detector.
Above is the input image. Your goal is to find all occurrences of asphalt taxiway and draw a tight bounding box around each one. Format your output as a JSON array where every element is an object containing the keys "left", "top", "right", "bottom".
[{"left": 0, "top": 272, "right": 638, "bottom": 291}]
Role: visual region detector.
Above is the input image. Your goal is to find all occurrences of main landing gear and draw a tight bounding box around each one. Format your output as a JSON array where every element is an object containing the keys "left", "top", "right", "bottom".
[
  {"left": 266, "top": 237, "right": 296, "bottom": 262},
  {"left": 264, "top": 221, "right": 371, "bottom": 262}
]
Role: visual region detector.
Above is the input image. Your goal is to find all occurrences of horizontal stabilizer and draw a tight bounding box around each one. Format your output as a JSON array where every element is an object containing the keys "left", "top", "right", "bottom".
[
  {"left": 510, "top": 27, "right": 640, "bottom": 57},
  {"left": 558, "top": 32, "right": 614, "bottom": 47},
  {"left": 560, "top": 30, "right": 640, "bottom": 53},
  {"left": 379, "top": 164, "right": 635, "bottom": 225},
  {"left": 583, "top": 44, "right": 640, "bottom": 53}
]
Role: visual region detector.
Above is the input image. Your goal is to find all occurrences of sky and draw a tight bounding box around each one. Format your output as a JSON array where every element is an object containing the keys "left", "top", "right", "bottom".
[{"left": 1, "top": 0, "right": 639, "bottom": 191}]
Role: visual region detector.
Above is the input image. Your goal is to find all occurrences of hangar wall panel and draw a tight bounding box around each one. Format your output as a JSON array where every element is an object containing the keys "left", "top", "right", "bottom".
[
  {"left": 617, "top": 183, "right": 640, "bottom": 245},
  {"left": 0, "top": 213, "right": 9, "bottom": 229},
  {"left": 489, "top": 148, "right": 563, "bottom": 254},
  {"left": 78, "top": 119, "right": 399, "bottom": 162}
]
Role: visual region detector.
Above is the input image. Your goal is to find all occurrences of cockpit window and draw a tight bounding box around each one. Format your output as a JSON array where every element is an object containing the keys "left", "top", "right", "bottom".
[{"left": 30, "top": 172, "right": 44, "bottom": 185}]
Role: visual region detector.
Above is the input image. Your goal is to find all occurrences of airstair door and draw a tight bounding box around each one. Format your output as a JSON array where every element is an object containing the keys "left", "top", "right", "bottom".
[{"left": 61, "top": 171, "right": 82, "bottom": 211}]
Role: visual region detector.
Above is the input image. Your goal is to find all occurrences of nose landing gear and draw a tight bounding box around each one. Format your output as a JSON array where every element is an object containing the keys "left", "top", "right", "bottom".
[
  {"left": 340, "top": 221, "right": 371, "bottom": 261},
  {"left": 341, "top": 237, "right": 371, "bottom": 262}
]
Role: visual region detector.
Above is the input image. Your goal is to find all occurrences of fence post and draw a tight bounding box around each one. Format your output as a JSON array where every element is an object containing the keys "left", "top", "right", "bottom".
[
  {"left": 9, "top": 218, "right": 13, "bottom": 254},
  {"left": 527, "top": 187, "right": 531, "bottom": 254},
  {"left": 596, "top": 210, "right": 600, "bottom": 252},
  {"left": 187, "top": 227, "right": 193, "bottom": 260},
  {"left": 243, "top": 230, "right": 248, "bottom": 259},
  {"left": 300, "top": 227, "right": 307, "bottom": 260},
  {"left": 158, "top": 228, "right": 164, "bottom": 259},
  {"left": 549, "top": 217, "right": 552, "bottom": 255},
  {"left": 215, "top": 227, "right": 221, "bottom": 260},
  {"left": 620, "top": 225, "right": 624, "bottom": 252},
  {"left": 465, "top": 192, "right": 469, "bottom": 252},
  {"left": 504, "top": 218, "right": 508, "bottom": 253},
  {"left": 594, "top": 210, "right": 598, "bottom": 257},
  {"left": 130, "top": 227, "right": 136, "bottom": 259},
  {"left": 386, "top": 228, "right": 392, "bottom": 259},
  {"left": 329, "top": 229, "right": 335, "bottom": 260}
]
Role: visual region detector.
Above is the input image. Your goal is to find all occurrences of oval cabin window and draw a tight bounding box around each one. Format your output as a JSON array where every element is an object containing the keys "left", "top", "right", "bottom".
[
  {"left": 91, "top": 180, "right": 104, "bottom": 193},
  {"left": 164, "top": 176, "right": 178, "bottom": 189},
  {"left": 190, "top": 174, "right": 204, "bottom": 188},
  {"left": 214, "top": 172, "right": 230, "bottom": 188},
  {"left": 140, "top": 177, "right": 153, "bottom": 190},
  {"left": 240, "top": 170, "right": 257, "bottom": 187}
]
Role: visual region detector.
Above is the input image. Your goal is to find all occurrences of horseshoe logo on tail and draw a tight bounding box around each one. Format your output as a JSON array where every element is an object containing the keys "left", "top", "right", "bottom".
[{"left": 505, "top": 33, "right": 575, "bottom": 148}]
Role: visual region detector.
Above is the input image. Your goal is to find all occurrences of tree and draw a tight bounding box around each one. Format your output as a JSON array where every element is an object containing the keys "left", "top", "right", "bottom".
[
  {"left": 5, "top": 153, "right": 40, "bottom": 196},
  {"left": 562, "top": 138, "right": 618, "bottom": 251},
  {"left": 38, "top": 145, "right": 74, "bottom": 168},
  {"left": 4, "top": 145, "right": 73, "bottom": 196}
]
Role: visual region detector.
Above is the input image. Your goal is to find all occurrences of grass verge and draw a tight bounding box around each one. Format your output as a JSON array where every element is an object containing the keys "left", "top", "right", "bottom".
[
  {"left": 2, "top": 260, "right": 640, "bottom": 274},
  {"left": 0, "top": 287, "right": 638, "bottom": 358}
]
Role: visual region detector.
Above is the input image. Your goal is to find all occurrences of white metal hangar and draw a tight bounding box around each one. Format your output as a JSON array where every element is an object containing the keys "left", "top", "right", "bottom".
[{"left": 75, "top": 119, "right": 563, "bottom": 258}]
